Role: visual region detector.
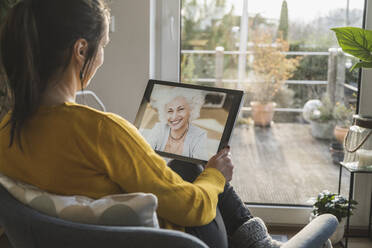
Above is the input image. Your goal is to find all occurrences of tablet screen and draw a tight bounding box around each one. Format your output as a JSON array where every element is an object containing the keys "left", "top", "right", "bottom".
[{"left": 134, "top": 80, "right": 243, "bottom": 164}]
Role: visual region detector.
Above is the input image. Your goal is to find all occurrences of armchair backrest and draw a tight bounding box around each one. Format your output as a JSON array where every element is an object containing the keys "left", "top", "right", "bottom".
[
  {"left": 76, "top": 90, "right": 106, "bottom": 111},
  {"left": 0, "top": 184, "right": 208, "bottom": 248}
]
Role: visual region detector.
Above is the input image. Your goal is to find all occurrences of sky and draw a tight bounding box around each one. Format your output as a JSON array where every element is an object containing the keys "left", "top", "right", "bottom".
[{"left": 229, "top": 0, "right": 365, "bottom": 23}]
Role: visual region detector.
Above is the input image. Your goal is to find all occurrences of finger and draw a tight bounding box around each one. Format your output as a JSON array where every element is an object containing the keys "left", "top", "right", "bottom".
[
  {"left": 216, "top": 148, "right": 230, "bottom": 159},
  {"left": 222, "top": 154, "right": 233, "bottom": 164},
  {"left": 209, "top": 151, "right": 221, "bottom": 161}
]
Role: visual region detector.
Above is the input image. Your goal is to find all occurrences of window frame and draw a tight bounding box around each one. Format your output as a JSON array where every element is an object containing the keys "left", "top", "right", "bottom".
[{"left": 152, "top": 0, "right": 371, "bottom": 227}]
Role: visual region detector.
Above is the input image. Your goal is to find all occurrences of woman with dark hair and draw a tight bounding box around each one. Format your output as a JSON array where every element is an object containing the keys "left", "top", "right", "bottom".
[{"left": 0, "top": 1, "right": 286, "bottom": 247}]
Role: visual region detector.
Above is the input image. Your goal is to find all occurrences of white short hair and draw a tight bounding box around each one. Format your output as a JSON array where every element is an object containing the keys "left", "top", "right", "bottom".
[{"left": 151, "top": 86, "right": 205, "bottom": 123}]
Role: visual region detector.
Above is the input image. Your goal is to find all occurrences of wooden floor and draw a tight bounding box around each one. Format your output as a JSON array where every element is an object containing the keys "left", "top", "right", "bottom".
[
  {"left": 270, "top": 226, "right": 372, "bottom": 248},
  {"left": 230, "top": 123, "right": 350, "bottom": 205}
]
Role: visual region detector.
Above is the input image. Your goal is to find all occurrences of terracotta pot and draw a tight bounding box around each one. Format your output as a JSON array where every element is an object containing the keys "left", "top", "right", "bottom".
[
  {"left": 334, "top": 126, "right": 349, "bottom": 145},
  {"left": 250, "top": 101, "right": 276, "bottom": 127}
]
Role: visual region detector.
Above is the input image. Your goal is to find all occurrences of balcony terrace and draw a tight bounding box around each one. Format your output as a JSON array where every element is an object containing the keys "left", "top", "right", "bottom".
[{"left": 230, "top": 123, "right": 350, "bottom": 205}]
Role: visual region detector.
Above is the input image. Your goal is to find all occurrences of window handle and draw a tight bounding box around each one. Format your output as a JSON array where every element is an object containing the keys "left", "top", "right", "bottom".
[{"left": 170, "top": 16, "right": 175, "bottom": 41}]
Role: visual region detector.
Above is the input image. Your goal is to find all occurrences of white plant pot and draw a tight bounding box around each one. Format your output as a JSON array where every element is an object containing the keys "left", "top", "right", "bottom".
[
  {"left": 309, "top": 214, "right": 345, "bottom": 245},
  {"left": 310, "top": 121, "right": 335, "bottom": 139},
  {"left": 329, "top": 218, "right": 346, "bottom": 245}
]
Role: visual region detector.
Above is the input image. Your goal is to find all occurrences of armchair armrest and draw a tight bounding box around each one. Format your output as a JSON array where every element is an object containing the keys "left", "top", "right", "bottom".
[{"left": 283, "top": 214, "right": 338, "bottom": 248}]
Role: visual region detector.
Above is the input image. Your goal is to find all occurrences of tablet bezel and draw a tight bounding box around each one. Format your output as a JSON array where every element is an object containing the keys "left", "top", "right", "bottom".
[{"left": 134, "top": 79, "right": 244, "bottom": 165}]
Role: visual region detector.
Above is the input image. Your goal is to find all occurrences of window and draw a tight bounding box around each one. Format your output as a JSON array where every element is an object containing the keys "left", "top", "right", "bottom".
[
  {"left": 180, "top": 0, "right": 364, "bottom": 205},
  {"left": 152, "top": 0, "right": 371, "bottom": 227}
]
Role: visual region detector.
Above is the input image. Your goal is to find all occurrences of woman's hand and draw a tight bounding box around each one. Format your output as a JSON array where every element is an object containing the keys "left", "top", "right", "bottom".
[{"left": 206, "top": 147, "right": 234, "bottom": 182}]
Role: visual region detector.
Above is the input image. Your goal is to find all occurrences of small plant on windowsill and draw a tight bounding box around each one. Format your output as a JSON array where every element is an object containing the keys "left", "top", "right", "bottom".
[
  {"left": 309, "top": 190, "right": 358, "bottom": 244},
  {"left": 310, "top": 190, "right": 358, "bottom": 222}
]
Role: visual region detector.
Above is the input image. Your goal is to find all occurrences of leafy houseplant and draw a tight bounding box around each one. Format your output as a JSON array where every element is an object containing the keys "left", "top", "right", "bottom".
[
  {"left": 311, "top": 190, "right": 357, "bottom": 222},
  {"left": 248, "top": 32, "right": 301, "bottom": 126},
  {"left": 332, "top": 27, "right": 372, "bottom": 71},
  {"left": 310, "top": 190, "right": 358, "bottom": 244}
]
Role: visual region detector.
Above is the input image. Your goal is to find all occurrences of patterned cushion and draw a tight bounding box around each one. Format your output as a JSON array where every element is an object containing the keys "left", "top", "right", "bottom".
[{"left": 0, "top": 173, "right": 159, "bottom": 227}]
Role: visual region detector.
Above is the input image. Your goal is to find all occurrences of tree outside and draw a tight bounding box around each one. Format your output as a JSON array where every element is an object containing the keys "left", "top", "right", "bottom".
[{"left": 277, "top": 0, "right": 288, "bottom": 41}]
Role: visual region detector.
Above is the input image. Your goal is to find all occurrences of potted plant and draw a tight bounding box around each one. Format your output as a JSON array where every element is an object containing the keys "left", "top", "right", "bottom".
[
  {"left": 309, "top": 190, "right": 358, "bottom": 245},
  {"left": 308, "top": 96, "right": 335, "bottom": 139},
  {"left": 248, "top": 32, "right": 301, "bottom": 127},
  {"left": 333, "top": 103, "right": 354, "bottom": 144}
]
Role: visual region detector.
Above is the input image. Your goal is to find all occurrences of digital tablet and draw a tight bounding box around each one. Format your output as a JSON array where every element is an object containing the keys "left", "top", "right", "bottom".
[{"left": 134, "top": 80, "right": 244, "bottom": 164}]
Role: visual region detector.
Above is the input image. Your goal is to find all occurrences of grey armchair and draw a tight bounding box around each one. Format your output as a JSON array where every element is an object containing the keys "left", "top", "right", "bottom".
[{"left": 0, "top": 184, "right": 208, "bottom": 248}]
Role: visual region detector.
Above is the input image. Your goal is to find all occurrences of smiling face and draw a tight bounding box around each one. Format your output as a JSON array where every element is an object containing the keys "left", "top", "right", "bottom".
[{"left": 165, "top": 96, "right": 191, "bottom": 131}]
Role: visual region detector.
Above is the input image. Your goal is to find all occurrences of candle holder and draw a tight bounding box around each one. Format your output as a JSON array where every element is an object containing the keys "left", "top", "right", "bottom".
[
  {"left": 338, "top": 115, "right": 372, "bottom": 248},
  {"left": 344, "top": 115, "right": 372, "bottom": 168}
]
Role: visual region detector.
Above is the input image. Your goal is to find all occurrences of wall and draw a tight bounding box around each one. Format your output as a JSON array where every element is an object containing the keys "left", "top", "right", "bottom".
[{"left": 88, "top": 0, "right": 150, "bottom": 123}]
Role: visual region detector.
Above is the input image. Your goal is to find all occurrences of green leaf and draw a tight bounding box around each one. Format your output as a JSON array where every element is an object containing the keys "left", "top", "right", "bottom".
[
  {"left": 350, "top": 61, "right": 372, "bottom": 71},
  {"left": 331, "top": 27, "right": 372, "bottom": 62}
]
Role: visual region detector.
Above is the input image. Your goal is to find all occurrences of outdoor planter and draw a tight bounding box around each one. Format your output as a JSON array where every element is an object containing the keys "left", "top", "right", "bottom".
[
  {"left": 250, "top": 101, "right": 276, "bottom": 127},
  {"left": 333, "top": 125, "right": 349, "bottom": 144},
  {"left": 310, "top": 121, "right": 335, "bottom": 139}
]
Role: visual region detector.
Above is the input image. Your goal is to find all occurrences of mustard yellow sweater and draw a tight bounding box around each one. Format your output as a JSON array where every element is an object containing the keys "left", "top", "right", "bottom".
[{"left": 0, "top": 102, "right": 225, "bottom": 231}]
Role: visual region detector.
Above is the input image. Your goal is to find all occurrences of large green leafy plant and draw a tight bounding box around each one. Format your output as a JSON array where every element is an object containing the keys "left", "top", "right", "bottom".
[{"left": 332, "top": 27, "right": 372, "bottom": 71}]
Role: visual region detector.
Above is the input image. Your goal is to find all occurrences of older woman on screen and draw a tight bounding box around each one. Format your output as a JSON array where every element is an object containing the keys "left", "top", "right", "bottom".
[{"left": 146, "top": 87, "right": 208, "bottom": 160}]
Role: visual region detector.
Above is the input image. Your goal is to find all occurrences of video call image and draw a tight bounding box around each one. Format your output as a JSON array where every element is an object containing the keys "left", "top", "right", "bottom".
[{"left": 138, "top": 84, "right": 233, "bottom": 162}]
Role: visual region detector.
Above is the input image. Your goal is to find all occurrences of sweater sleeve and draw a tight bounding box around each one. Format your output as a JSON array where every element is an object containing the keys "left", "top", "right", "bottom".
[{"left": 97, "top": 114, "right": 226, "bottom": 227}]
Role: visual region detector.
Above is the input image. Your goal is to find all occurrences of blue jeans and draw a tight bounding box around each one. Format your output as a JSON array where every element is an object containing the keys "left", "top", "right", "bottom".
[{"left": 167, "top": 160, "right": 252, "bottom": 248}]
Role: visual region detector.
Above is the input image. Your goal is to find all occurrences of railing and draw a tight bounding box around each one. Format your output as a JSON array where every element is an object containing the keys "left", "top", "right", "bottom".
[{"left": 181, "top": 48, "right": 358, "bottom": 113}]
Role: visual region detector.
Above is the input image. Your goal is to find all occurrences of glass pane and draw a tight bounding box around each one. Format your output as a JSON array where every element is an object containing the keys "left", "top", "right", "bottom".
[{"left": 181, "top": 0, "right": 364, "bottom": 205}]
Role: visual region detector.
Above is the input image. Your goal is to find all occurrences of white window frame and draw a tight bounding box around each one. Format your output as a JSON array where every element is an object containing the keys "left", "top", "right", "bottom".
[
  {"left": 150, "top": 0, "right": 180, "bottom": 82},
  {"left": 352, "top": 0, "right": 372, "bottom": 230},
  {"left": 151, "top": 0, "right": 371, "bottom": 228}
]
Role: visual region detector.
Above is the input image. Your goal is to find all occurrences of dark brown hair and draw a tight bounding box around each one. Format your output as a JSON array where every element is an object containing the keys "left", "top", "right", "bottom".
[{"left": 0, "top": 0, "right": 109, "bottom": 148}]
